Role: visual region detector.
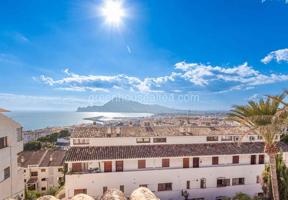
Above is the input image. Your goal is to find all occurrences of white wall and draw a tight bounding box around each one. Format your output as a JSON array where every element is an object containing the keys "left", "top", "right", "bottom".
[
  {"left": 0, "top": 113, "right": 24, "bottom": 200},
  {"left": 70, "top": 134, "right": 265, "bottom": 147},
  {"left": 65, "top": 164, "right": 264, "bottom": 200}
]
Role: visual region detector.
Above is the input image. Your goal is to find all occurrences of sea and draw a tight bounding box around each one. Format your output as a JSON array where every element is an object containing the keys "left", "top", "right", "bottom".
[{"left": 5, "top": 111, "right": 153, "bottom": 131}]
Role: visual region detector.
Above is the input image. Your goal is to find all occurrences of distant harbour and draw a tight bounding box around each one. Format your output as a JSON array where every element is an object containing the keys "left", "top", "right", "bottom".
[{"left": 5, "top": 111, "right": 153, "bottom": 130}]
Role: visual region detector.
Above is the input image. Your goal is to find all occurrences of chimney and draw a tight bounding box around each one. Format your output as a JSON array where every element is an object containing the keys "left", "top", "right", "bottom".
[{"left": 49, "top": 155, "right": 53, "bottom": 162}]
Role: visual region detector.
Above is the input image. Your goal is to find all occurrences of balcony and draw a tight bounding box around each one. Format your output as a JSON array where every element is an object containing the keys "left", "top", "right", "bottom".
[{"left": 67, "top": 162, "right": 265, "bottom": 175}]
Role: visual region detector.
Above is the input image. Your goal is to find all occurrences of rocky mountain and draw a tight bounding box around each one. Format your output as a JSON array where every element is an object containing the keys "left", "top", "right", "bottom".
[{"left": 77, "top": 98, "right": 184, "bottom": 114}]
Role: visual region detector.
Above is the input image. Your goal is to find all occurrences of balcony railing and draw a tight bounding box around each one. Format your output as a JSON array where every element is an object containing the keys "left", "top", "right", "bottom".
[{"left": 67, "top": 162, "right": 265, "bottom": 175}]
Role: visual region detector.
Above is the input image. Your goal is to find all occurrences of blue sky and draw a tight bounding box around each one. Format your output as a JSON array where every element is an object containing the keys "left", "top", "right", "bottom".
[{"left": 1, "top": 0, "right": 288, "bottom": 111}]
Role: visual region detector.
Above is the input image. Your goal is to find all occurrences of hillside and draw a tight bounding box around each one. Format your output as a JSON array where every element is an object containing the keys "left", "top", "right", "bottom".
[{"left": 76, "top": 98, "right": 184, "bottom": 114}]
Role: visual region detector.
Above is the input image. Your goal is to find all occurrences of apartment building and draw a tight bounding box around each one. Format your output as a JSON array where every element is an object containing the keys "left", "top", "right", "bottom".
[
  {"left": 18, "top": 149, "right": 65, "bottom": 193},
  {"left": 65, "top": 125, "right": 288, "bottom": 200},
  {"left": 0, "top": 109, "right": 25, "bottom": 200}
]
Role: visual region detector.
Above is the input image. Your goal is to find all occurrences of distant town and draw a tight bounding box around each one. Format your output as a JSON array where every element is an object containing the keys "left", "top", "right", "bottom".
[{"left": 2, "top": 100, "right": 288, "bottom": 200}]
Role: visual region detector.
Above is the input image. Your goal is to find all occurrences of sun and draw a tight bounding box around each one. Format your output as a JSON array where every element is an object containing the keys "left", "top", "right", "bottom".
[{"left": 100, "top": 0, "right": 126, "bottom": 27}]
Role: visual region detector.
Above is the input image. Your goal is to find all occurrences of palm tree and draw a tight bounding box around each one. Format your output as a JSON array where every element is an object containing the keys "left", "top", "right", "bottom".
[
  {"left": 228, "top": 93, "right": 288, "bottom": 200},
  {"left": 262, "top": 153, "right": 288, "bottom": 200}
]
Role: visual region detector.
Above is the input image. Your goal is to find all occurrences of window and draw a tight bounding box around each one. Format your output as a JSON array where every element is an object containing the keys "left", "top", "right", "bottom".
[
  {"left": 217, "top": 178, "right": 230, "bottom": 187},
  {"left": 251, "top": 155, "right": 256, "bottom": 165},
  {"left": 73, "top": 139, "right": 89, "bottom": 145},
  {"left": 24, "top": 179, "right": 26, "bottom": 183},
  {"left": 186, "top": 181, "right": 190, "bottom": 189},
  {"left": 72, "top": 163, "right": 84, "bottom": 172},
  {"left": 104, "top": 161, "right": 112, "bottom": 172},
  {"left": 233, "top": 136, "right": 239, "bottom": 142},
  {"left": 232, "top": 178, "right": 245, "bottom": 185},
  {"left": 207, "top": 136, "right": 218, "bottom": 141},
  {"left": 136, "top": 137, "right": 150, "bottom": 143},
  {"left": 41, "top": 169, "right": 46, "bottom": 172},
  {"left": 162, "top": 159, "right": 170, "bottom": 168},
  {"left": 103, "top": 186, "right": 108, "bottom": 194},
  {"left": 200, "top": 178, "right": 206, "bottom": 189},
  {"left": 120, "top": 185, "right": 124, "bottom": 192},
  {"left": 30, "top": 171, "right": 38, "bottom": 177},
  {"left": 41, "top": 187, "right": 46, "bottom": 191},
  {"left": 74, "top": 189, "right": 87, "bottom": 195},
  {"left": 116, "top": 161, "right": 124, "bottom": 172},
  {"left": 58, "top": 168, "right": 63, "bottom": 172},
  {"left": 41, "top": 178, "right": 47, "bottom": 181},
  {"left": 153, "top": 138, "right": 167, "bottom": 143},
  {"left": 259, "top": 155, "right": 265, "bottom": 164},
  {"left": 249, "top": 136, "right": 255, "bottom": 141},
  {"left": 193, "top": 157, "right": 200, "bottom": 168},
  {"left": 138, "top": 160, "right": 146, "bottom": 169},
  {"left": 232, "top": 156, "right": 239, "bottom": 164},
  {"left": 183, "top": 158, "right": 190, "bottom": 168},
  {"left": 16, "top": 127, "right": 23, "bottom": 142},
  {"left": 212, "top": 157, "right": 219, "bottom": 165},
  {"left": 0, "top": 136, "right": 8, "bottom": 149},
  {"left": 257, "top": 135, "right": 263, "bottom": 140},
  {"left": 221, "top": 136, "right": 232, "bottom": 141},
  {"left": 4, "top": 167, "right": 10, "bottom": 180},
  {"left": 158, "top": 183, "right": 172, "bottom": 191}
]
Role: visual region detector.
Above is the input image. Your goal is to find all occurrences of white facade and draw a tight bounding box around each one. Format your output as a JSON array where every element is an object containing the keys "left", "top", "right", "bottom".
[
  {"left": 23, "top": 165, "right": 64, "bottom": 193},
  {"left": 0, "top": 112, "right": 25, "bottom": 200},
  {"left": 70, "top": 134, "right": 265, "bottom": 147},
  {"left": 65, "top": 129, "right": 285, "bottom": 200},
  {"left": 19, "top": 149, "right": 66, "bottom": 194}
]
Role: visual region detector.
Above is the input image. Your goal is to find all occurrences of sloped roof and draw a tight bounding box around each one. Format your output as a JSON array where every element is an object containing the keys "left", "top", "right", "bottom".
[
  {"left": 65, "top": 142, "right": 288, "bottom": 161},
  {"left": 19, "top": 149, "right": 65, "bottom": 167},
  {"left": 71, "top": 125, "right": 248, "bottom": 138}
]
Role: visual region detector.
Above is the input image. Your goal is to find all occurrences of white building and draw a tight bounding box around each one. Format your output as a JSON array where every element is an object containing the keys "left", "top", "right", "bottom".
[
  {"left": 65, "top": 125, "right": 288, "bottom": 200},
  {"left": 0, "top": 109, "right": 25, "bottom": 200},
  {"left": 19, "top": 149, "right": 65, "bottom": 193}
]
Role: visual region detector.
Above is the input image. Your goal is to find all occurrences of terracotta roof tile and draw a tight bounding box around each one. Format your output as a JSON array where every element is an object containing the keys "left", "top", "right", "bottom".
[
  {"left": 71, "top": 126, "right": 249, "bottom": 138},
  {"left": 65, "top": 142, "right": 288, "bottom": 161}
]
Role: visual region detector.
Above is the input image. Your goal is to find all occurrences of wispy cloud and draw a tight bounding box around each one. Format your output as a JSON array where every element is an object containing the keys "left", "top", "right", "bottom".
[
  {"left": 13, "top": 32, "right": 30, "bottom": 43},
  {"left": 261, "top": 48, "right": 288, "bottom": 64},
  {"left": 36, "top": 61, "right": 288, "bottom": 94},
  {"left": 0, "top": 53, "right": 20, "bottom": 64}
]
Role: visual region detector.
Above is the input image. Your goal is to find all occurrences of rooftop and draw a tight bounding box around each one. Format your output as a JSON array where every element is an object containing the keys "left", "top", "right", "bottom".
[
  {"left": 19, "top": 149, "right": 66, "bottom": 168},
  {"left": 65, "top": 142, "right": 288, "bottom": 161},
  {"left": 71, "top": 125, "right": 249, "bottom": 138}
]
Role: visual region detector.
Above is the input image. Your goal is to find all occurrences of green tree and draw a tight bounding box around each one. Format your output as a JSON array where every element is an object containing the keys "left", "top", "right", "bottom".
[
  {"left": 25, "top": 190, "right": 41, "bottom": 200},
  {"left": 45, "top": 186, "right": 59, "bottom": 196},
  {"left": 24, "top": 141, "right": 42, "bottom": 151},
  {"left": 228, "top": 93, "right": 288, "bottom": 200},
  {"left": 232, "top": 193, "right": 252, "bottom": 200}
]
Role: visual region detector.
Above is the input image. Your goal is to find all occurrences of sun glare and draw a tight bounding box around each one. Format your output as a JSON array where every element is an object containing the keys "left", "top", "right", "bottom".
[{"left": 100, "top": 0, "right": 126, "bottom": 27}]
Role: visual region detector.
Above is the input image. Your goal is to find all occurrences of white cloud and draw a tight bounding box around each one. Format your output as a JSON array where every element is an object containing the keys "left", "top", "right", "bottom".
[
  {"left": 261, "top": 48, "right": 288, "bottom": 64},
  {"left": 37, "top": 61, "right": 288, "bottom": 94}
]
